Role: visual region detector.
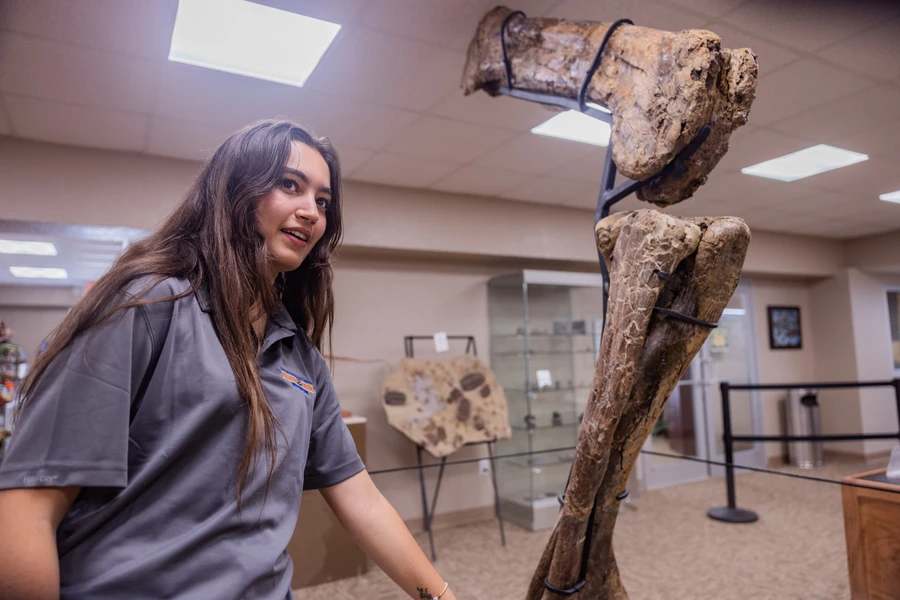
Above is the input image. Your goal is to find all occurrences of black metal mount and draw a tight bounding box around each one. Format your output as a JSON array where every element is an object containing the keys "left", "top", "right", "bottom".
[{"left": 495, "top": 11, "right": 723, "bottom": 595}]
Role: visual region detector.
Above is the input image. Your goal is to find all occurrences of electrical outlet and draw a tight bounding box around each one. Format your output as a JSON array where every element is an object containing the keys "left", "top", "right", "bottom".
[{"left": 479, "top": 459, "right": 491, "bottom": 475}]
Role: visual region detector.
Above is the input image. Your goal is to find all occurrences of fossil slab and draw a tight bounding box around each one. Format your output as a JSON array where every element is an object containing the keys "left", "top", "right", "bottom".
[{"left": 381, "top": 355, "right": 512, "bottom": 458}]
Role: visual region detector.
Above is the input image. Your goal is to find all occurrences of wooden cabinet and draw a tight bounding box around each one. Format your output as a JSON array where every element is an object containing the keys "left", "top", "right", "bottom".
[
  {"left": 288, "top": 416, "right": 369, "bottom": 589},
  {"left": 842, "top": 468, "right": 900, "bottom": 600}
]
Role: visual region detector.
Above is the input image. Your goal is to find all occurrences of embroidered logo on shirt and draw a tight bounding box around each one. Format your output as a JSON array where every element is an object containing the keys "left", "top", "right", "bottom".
[{"left": 281, "top": 368, "right": 315, "bottom": 395}]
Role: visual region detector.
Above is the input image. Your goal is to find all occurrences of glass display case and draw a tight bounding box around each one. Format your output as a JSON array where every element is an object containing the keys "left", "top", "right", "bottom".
[{"left": 488, "top": 270, "right": 604, "bottom": 531}]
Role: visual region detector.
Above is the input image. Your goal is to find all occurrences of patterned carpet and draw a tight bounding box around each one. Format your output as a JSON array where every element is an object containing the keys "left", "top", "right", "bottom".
[{"left": 293, "top": 456, "right": 883, "bottom": 600}]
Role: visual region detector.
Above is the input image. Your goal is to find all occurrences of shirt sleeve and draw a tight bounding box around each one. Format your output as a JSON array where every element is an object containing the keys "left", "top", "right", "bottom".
[
  {"left": 303, "top": 351, "right": 365, "bottom": 491},
  {"left": 0, "top": 296, "right": 160, "bottom": 491}
]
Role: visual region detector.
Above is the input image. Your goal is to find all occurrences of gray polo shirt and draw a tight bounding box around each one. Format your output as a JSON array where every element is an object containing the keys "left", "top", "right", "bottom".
[{"left": 0, "top": 278, "right": 365, "bottom": 599}]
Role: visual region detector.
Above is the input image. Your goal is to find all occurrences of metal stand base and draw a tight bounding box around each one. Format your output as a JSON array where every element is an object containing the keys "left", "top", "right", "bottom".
[
  {"left": 416, "top": 441, "right": 506, "bottom": 562},
  {"left": 707, "top": 506, "right": 759, "bottom": 523}
]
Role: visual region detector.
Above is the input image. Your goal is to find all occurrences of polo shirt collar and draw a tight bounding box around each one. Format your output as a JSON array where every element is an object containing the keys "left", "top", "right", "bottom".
[{"left": 195, "top": 285, "right": 297, "bottom": 333}]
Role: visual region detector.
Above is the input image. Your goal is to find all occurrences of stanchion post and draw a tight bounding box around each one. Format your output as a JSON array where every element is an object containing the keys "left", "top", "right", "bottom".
[{"left": 708, "top": 382, "right": 759, "bottom": 523}]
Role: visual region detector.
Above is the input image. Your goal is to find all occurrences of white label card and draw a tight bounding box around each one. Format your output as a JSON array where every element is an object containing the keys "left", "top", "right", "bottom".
[
  {"left": 433, "top": 331, "right": 449, "bottom": 353},
  {"left": 536, "top": 369, "right": 553, "bottom": 389}
]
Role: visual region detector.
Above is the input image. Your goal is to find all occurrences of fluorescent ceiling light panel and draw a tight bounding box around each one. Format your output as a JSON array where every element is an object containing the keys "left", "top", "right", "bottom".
[
  {"left": 722, "top": 308, "right": 746, "bottom": 316},
  {"left": 169, "top": 0, "right": 340, "bottom": 87},
  {"left": 585, "top": 102, "right": 612, "bottom": 114},
  {"left": 0, "top": 240, "right": 57, "bottom": 256},
  {"left": 741, "top": 144, "right": 868, "bottom": 182},
  {"left": 532, "top": 110, "right": 610, "bottom": 146},
  {"left": 880, "top": 190, "right": 900, "bottom": 204},
  {"left": 9, "top": 267, "right": 68, "bottom": 279}
]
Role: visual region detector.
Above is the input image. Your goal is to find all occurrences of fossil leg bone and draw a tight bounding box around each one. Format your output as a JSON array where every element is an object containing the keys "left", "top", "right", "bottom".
[
  {"left": 526, "top": 211, "right": 751, "bottom": 599},
  {"left": 461, "top": 6, "right": 758, "bottom": 206}
]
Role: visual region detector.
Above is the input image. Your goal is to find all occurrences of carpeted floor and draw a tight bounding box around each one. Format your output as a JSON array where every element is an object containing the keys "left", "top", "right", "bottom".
[{"left": 294, "top": 455, "right": 885, "bottom": 600}]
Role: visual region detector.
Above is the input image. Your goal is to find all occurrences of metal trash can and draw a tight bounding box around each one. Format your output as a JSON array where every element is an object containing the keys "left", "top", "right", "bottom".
[{"left": 779, "top": 388, "right": 824, "bottom": 468}]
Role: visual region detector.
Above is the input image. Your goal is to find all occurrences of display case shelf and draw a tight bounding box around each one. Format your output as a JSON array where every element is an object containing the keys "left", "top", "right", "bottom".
[{"left": 488, "top": 269, "right": 603, "bottom": 531}]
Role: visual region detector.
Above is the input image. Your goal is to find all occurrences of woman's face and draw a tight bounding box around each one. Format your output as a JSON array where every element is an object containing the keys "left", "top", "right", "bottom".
[{"left": 256, "top": 141, "right": 332, "bottom": 275}]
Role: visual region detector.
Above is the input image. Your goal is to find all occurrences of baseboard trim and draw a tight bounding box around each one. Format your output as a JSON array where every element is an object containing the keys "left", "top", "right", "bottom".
[{"left": 404, "top": 505, "right": 497, "bottom": 534}]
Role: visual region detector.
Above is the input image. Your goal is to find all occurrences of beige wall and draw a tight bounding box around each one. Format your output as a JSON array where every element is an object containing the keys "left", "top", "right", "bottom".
[
  {"left": 1, "top": 137, "right": 848, "bottom": 278},
  {"left": 328, "top": 256, "right": 501, "bottom": 521},
  {"left": 0, "top": 285, "right": 80, "bottom": 363},
  {"left": 849, "top": 271, "right": 900, "bottom": 455},
  {"left": 750, "top": 278, "right": 818, "bottom": 458},
  {"left": 845, "top": 230, "right": 900, "bottom": 274},
  {"left": 4, "top": 134, "right": 900, "bottom": 514},
  {"left": 809, "top": 271, "right": 865, "bottom": 455}
]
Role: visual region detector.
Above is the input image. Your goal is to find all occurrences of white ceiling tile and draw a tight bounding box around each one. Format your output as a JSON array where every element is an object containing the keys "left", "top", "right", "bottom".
[
  {"left": 723, "top": 1, "right": 900, "bottom": 53},
  {"left": 553, "top": 149, "right": 614, "bottom": 185},
  {"left": 153, "top": 62, "right": 307, "bottom": 130},
  {"left": 747, "top": 59, "right": 872, "bottom": 126},
  {"left": 799, "top": 153, "right": 900, "bottom": 199},
  {"left": 771, "top": 84, "right": 900, "bottom": 144},
  {"left": 661, "top": 0, "right": 748, "bottom": 19},
  {"left": 501, "top": 176, "right": 596, "bottom": 205},
  {"left": 350, "top": 152, "right": 462, "bottom": 188},
  {"left": 284, "top": 93, "right": 419, "bottom": 152},
  {"left": 561, "top": 182, "right": 617, "bottom": 210},
  {"left": 248, "top": 0, "right": 368, "bottom": 26},
  {"left": 7, "top": 95, "right": 147, "bottom": 152},
  {"left": 548, "top": 0, "right": 708, "bottom": 32},
  {"left": 359, "top": 0, "right": 561, "bottom": 51},
  {"left": 336, "top": 146, "right": 375, "bottom": 178},
  {"left": 690, "top": 168, "right": 777, "bottom": 204},
  {"left": 836, "top": 117, "right": 900, "bottom": 157},
  {"left": 384, "top": 116, "right": 517, "bottom": 163},
  {"left": 429, "top": 91, "right": 558, "bottom": 132},
  {"left": 0, "top": 32, "right": 159, "bottom": 113},
  {"left": 713, "top": 128, "right": 814, "bottom": 172},
  {"left": 701, "top": 21, "right": 800, "bottom": 74},
  {"left": 146, "top": 118, "right": 236, "bottom": 162},
  {"left": 781, "top": 191, "right": 861, "bottom": 217},
  {"left": 430, "top": 165, "right": 533, "bottom": 197},
  {"left": 819, "top": 17, "right": 900, "bottom": 82},
  {"left": 475, "top": 133, "right": 606, "bottom": 175},
  {"left": 1, "top": 0, "right": 178, "bottom": 59},
  {"left": 304, "top": 27, "right": 466, "bottom": 112}
]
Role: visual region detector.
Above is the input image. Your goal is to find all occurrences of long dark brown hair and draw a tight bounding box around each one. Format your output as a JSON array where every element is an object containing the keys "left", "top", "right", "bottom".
[{"left": 17, "top": 120, "right": 343, "bottom": 501}]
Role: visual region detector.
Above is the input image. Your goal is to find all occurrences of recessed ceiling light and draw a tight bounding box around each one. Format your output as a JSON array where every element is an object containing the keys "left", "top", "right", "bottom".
[
  {"left": 532, "top": 110, "right": 610, "bottom": 146},
  {"left": 169, "top": 0, "right": 341, "bottom": 87},
  {"left": 9, "top": 267, "right": 68, "bottom": 280},
  {"left": 880, "top": 190, "right": 900, "bottom": 204},
  {"left": 741, "top": 144, "right": 868, "bottom": 182},
  {"left": 0, "top": 240, "right": 57, "bottom": 256},
  {"left": 722, "top": 308, "right": 746, "bottom": 316}
]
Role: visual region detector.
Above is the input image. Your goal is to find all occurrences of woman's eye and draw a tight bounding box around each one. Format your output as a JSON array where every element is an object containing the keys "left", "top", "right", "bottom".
[
  {"left": 316, "top": 198, "right": 330, "bottom": 209},
  {"left": 282, "top": 179, "right": 297, "bottom": 192}
]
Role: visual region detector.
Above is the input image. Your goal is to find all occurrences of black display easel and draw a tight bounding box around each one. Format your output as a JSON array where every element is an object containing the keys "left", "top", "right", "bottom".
[{"left": 403, "top": 335, "right": 506, "bottom": 562}]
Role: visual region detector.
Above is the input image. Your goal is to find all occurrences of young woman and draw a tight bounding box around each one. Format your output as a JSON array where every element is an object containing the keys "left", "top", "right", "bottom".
[{"left": 0, "top": 120, "right": 457, "bottom": 600}]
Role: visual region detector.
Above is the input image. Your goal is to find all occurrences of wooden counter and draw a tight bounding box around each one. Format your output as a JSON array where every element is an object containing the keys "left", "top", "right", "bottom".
[
  {"left": 288, "top": 416, "right": 369, "bottom": 589},
  {"left": 842, "top": 467, "right": 900, "bottom": 600}
]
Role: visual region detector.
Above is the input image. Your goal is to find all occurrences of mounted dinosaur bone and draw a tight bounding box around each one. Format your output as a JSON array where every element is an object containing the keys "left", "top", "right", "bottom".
[
  {"left": 524, "top": 210, "right": 750, "bottom": 599},
  {"left": 461, "top": 6, "right": 758, "bottom": 206}
]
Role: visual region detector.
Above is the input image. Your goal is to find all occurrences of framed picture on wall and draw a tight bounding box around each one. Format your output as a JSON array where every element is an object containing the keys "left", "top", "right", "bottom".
[{"left": 768, "top": 306, "right": 802, "bottom": 349}]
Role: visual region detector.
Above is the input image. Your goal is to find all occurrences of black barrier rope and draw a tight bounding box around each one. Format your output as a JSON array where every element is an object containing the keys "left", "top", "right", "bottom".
[{"left": 367, "top": 446, "right": 900, "bottom": 497}]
